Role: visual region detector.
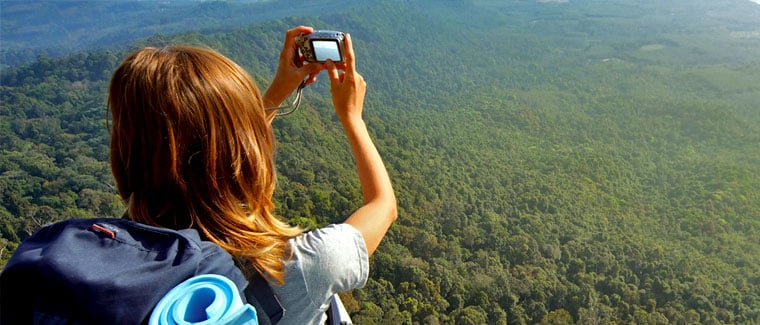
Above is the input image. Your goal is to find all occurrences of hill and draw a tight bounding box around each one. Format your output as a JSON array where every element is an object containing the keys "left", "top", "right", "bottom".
[
  {"left": 0, "top": 0, "right": 368, "bottom": 67},
  {"left": 2, "top": 0, "right": 760, "bottom": 323}
]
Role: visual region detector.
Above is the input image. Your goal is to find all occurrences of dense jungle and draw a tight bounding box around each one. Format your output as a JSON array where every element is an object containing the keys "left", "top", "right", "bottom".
[{"left": 1, "top": 0, "right": 760, "bottom": 323}]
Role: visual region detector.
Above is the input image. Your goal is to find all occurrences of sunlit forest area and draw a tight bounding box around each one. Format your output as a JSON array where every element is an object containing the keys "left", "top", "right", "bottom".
[{"left": 2, "top": 0, "right": 760, "bottom": 323}]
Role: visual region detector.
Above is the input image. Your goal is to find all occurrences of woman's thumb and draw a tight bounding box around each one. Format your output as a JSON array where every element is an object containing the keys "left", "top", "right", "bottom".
[{"left": 326, "top": 60, "right": 340, "bottom": 84}]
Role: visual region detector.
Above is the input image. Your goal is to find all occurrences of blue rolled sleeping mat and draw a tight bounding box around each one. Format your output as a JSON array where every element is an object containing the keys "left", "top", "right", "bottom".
[{"left": 150, "top": 274, "right": 258, "bottom": 325}]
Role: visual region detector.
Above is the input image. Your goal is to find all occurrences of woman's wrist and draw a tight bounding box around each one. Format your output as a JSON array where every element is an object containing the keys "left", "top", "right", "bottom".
[
  {"left": 262, "top": 88, "right": 285, "bottom": 109},
  {"left": 339, "top": 113, "right": 365, "bottom": 129}
]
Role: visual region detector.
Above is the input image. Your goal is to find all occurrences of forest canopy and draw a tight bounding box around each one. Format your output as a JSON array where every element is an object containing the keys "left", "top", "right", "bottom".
[{"left": 1, "top": 0, "right": 759, "bottom": 323}]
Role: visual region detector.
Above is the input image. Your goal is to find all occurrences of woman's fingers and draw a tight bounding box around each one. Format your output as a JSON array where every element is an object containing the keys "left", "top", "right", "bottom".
[
  {"left": 342, "top": 33, "right": 356, "bottom": 77},
  {"left": 281, "top": 26, "right": 313, "bottom": 62},
  {"left": 326, "top": 60, "right": 341, "bottom": 85}
]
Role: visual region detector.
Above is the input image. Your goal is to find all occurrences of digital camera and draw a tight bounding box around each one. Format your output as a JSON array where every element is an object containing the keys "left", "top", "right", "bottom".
[{"left": 297, "top": 30, "right": 346, "bottom": 63}]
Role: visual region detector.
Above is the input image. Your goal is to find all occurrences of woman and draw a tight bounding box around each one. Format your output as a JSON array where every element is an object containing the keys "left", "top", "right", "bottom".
[{"left": 108, "top": 26, "right": 397, "bottom": 323}]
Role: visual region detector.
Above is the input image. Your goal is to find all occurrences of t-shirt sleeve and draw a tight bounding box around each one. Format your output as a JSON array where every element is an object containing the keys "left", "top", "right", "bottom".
[{"left": 291, "top": 223, "right": 369, "bottom": 296}]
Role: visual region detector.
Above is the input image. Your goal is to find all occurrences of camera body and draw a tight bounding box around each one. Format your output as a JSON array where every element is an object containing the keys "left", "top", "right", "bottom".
[{"left": 297, "top": 30, "right": 346, "bottom": 63}]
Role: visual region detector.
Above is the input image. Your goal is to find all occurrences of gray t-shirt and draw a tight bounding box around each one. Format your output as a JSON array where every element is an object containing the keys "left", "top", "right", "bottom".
[{"left": 271, "top": 223, "right": 369, "bottom": 324}]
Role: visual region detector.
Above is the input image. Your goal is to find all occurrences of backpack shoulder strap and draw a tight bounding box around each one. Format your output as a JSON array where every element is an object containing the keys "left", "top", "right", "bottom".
[{"left": 244, "top": 271, "right": 284, "bottom": 325}]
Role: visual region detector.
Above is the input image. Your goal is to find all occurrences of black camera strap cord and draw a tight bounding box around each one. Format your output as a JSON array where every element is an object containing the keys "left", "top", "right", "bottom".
[{"left": 264, "top": 80, "right": 307, "bottom": 116}]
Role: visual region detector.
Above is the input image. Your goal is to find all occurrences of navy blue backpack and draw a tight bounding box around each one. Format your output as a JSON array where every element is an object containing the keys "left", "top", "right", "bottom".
[{"left": 0, "top": 218, "right": 283, "bottom": 325}]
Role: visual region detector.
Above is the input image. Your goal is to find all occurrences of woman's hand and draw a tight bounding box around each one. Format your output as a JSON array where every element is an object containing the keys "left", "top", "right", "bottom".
[
  {"left": 263, "top": 26, "right": 322, "bottom": 121},
  {"left": 325, "top": 34, "right": 366, "bottom": 124}
]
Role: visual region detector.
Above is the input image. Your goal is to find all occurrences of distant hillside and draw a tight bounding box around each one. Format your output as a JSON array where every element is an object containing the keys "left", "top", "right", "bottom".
[
  {"left": 2, "top": 0, "right": 759, "bottom": 323},
  {"left": 0, "top": 0, "right": 368, "bottom": 67}
]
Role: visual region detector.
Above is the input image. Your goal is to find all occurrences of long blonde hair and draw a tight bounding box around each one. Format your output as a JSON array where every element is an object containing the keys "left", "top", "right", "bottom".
[{"left": 108, "top": 46, "right": 301, "bottom": 283}]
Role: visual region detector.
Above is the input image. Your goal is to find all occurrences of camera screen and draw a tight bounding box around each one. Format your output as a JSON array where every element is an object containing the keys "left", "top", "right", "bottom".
[{"left": 312, "top": 40, "right": 342, "bottom": 62}]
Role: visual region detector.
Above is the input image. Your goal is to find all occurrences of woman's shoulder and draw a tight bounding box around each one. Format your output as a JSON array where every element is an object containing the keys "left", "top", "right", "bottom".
[
  {"left": 286, "top": 223, "right": 368, "bottom": 290},
  {"left": 293, "top": 223, "right": 363, "bottom": 249},
  {"left": 290, "top": 223, "right": 367, "bottom": 263}
]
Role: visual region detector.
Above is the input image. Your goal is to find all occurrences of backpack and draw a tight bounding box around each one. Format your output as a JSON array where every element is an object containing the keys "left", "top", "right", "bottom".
[{"left": 0, "top": 218, "right": 283, "bottom": 325}]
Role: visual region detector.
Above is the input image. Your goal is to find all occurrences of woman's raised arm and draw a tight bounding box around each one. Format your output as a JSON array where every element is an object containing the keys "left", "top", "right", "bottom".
[{"left": 325, "top": 34, "right": 397, "bottom": 257}]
